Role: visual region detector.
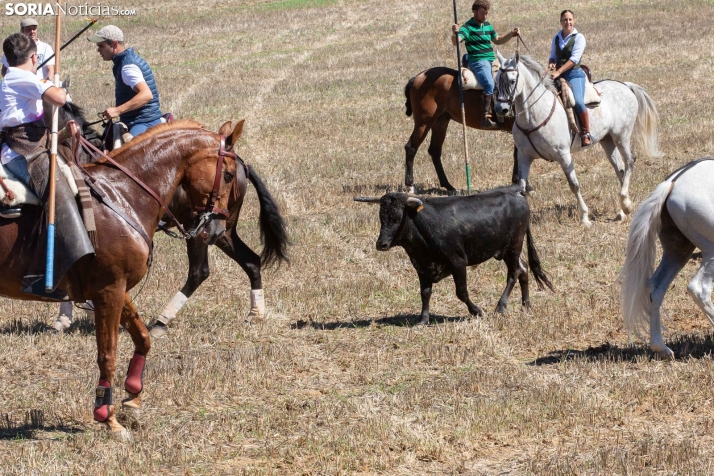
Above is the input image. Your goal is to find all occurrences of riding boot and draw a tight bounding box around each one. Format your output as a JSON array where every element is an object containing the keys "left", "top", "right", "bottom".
[
  {"left": 481, "top": 94, "right": 498, "bottom": 130},
  {"left": 577, "top": 110, "right": 592, "bottom": 146},
  {"left": 21, "top": 153, "right": 95, "bottom": 298}
]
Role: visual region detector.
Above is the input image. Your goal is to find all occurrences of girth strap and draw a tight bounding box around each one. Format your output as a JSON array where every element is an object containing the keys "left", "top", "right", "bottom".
[{"left": 515, "top": 93, "right": 557, "bottom": 159}]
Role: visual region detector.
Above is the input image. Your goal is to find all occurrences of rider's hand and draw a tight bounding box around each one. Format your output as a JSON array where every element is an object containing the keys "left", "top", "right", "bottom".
[
  {"left": 102, "top": 107, "right": 120, "bottom": 120},
  {"left": 452, "top": 24, "right": 460, "bottom": 35},
  {"left": 512, "top": 27, "right": 520, "bottom": 37}
]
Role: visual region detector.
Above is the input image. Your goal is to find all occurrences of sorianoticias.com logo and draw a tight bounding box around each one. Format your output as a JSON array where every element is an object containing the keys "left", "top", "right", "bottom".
[{"left": 5, "top": 3, "right": 136, "bottom": 16}]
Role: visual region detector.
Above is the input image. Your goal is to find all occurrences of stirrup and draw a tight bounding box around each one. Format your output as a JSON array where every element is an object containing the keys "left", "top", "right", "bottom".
[
  {"left": 0, "top": 206, "right": 22, "bottom": 219},
  {"left": 580, "top": 133, "right": 592, "bottom": 147}
]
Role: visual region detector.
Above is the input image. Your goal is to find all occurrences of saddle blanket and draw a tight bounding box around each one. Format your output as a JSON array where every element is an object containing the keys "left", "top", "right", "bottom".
[
  {"left": 0, "top": 156, "right": 78, "bottom": 207},
  {"left": 562, "top": 77, "right": 602, "bottom": 107},
  {"left": 460, "top": 57, "right": 500, "bottom": 91}
]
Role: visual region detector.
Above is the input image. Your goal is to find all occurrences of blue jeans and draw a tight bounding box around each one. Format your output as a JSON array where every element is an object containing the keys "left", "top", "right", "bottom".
[
  {"left": 128, "top": 117, "right": 163, "bottom": 137},
  {"left": 468, "top": 59, "right": 494, "bottom": 95},
  {"left": 561, "top": 68, "right": 586, "bottom": 114},
  {"left": 4, "top": 156, "right": 32, "bottom": 189}
]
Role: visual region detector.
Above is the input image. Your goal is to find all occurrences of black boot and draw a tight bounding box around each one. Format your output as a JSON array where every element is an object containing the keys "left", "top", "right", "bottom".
[{"left": 481, "top": 94, "right": 498, "bottom": 130}]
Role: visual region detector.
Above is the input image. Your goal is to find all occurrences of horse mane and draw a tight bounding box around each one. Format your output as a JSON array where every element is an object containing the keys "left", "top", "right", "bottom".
[
  {"left": 108, "top": 119, "right": 204, "bottom": 157},
  {"left": 518, "top": 55, "right": 557, "bottom": 94}
]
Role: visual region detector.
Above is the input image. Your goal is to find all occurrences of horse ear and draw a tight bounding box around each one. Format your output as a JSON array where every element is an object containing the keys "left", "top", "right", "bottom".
[
  {"left": 496, "top": 49, "right": 505, "bottom": 66},
  {"left": 218, "top": 121, "right": 232, "bottom": 137},
  {"left": 515, "top": 50, "right": 520, "bottom": 63},
  {"left": 224, "top": 119, "right": 245, "bottom": 150}
]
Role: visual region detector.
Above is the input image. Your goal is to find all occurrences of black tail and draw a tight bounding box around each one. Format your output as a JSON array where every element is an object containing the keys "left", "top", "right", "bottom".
[
  {"left": 247, "top": 164, "right": 290, "bottom": 267},
  {"left": 526, "top": 225, "right": 554, "bottom": 291},
  {"left": 404, "top": 77, "right": 414, "bottom": 117}
]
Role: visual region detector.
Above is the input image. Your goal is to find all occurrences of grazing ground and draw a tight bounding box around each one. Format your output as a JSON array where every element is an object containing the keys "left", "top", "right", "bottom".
[{"left": 1, "top": 0, "right": 714, "bottom": 473}]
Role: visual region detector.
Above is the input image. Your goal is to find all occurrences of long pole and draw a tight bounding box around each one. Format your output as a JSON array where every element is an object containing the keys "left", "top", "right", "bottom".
[
  {"left": 452, "top": 0, "right": 471, "bottom": 193},
  {"left": 46, "top": 1, "right": 62, "bottom": 292},
  {"left": 38, "top": 18, "right": 97, "bottom": 70}
]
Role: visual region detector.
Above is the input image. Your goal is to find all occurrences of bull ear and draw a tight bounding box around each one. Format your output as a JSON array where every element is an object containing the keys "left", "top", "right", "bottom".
[
  {"left": 225, "top": 119, "right": 245, "bottom": 150},
  {"left": 406, "top": 197, "right": 423, "bottom": 212},
  {"left": 354, "top": 196, "right": 381, "bottom": 203},
  {"left": 218, "top": 121, "right": 232, "bottom": 137}
]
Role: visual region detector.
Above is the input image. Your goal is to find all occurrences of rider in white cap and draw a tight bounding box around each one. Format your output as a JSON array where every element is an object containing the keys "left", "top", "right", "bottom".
[{"left": 88, "top": 25, "right": 163, "bottom": 137}]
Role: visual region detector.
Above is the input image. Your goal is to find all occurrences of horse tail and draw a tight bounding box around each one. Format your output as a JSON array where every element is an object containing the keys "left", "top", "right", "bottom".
[
  {"left": 625, "top": 82, "right": 662, "bottom": 158},
  {"left": 246, "top": 164, "right": 290, "bottom": 267},
  {"left": 620, "top": 179, "right": 672, "bottom": 339},
  {"left": 404, "top": 77, "right": 415, "bottom": 117},
  {"left": 526, "top": 224, "right": 554, "bottom": 292}
]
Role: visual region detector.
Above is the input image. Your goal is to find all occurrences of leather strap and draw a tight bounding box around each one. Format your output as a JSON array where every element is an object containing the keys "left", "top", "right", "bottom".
[{"left": 515, "top": 94, "right": 557, "bottom": 158}]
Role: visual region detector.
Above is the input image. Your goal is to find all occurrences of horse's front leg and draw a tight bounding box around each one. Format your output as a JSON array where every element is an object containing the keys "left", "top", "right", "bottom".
[
  {"left": 515, "top": 148, "right": 533, "bottom": 194},
  {"left": 558, "top": 153, "right": 591, "bottom": 227},
  {"left": 119, "top": 293, "right": 150, "bottom": 418},
  {"left": 92, "top": 286, "right": 130, "bottom": 439}
]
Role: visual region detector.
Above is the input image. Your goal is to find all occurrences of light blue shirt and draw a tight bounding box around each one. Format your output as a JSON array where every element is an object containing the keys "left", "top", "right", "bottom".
[{"left": 548, "top": 28, "right": 586, "bottom": 65}]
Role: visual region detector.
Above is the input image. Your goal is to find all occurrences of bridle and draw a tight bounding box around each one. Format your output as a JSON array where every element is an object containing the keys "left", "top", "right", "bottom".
[{"left": 66, "top": 120, "right": 234, "bottom": 243}]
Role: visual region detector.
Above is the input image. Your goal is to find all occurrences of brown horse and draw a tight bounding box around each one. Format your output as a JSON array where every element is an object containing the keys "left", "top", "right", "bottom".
[
  {"left": 0, "top": 120, "right": 239, "bottom": 438},
  {"left": 404, "top": 67, "right": 516, "bottom": 192}
]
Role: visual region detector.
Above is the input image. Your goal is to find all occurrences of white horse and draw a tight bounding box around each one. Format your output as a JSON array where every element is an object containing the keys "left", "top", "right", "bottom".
[
  {"left": 621, "top": 159, "right": 714, "bottom": 359},
  {"left": 493, "top": 52, "right": 661, "bottom": 226}
]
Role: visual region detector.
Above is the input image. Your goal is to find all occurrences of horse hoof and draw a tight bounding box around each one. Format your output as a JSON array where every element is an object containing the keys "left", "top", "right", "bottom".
[
  {"left": 582, "top": 218, "right": 592, "bottom": 228},
  {"left": 654, "top": 347, "right": 675, "bottom": 361},
  {"left": 52, "top": 315, "right": 71, "bottom": 332},
  {"left": 112, "top": 427, "right": 132, "bottom": 442},
  {"left": 407, "top": 186, "right": 416, "bottom": 194},
  {"left": 614, "top": 210, "right": 627, "bottom": 222},
  {"left": 148, "top": 321, "right": 168, "bottom": 338}
]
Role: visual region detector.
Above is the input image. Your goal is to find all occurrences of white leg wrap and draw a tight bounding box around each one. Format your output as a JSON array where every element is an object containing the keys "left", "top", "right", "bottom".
[
  {"left": 248, "top": 289, "right": 265, "bottom": 319},
  {"left": 158, "top": 292, "right": 189, "bottom": 325}
]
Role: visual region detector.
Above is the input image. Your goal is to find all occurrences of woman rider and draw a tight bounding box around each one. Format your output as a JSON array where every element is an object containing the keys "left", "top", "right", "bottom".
[{"left": 548, "top": 9, "right": 591, "bottom": 146}]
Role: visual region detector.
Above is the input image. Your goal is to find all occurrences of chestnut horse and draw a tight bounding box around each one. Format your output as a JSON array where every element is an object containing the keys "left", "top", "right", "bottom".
[
  {"left": 47, "top": 104, "right": 289, "bottom": 335},
  {"left": 404, "top": 67, "right": 516, "bottom": 192},
  {"left": 1, "top": 120, "right": 238, "bottom": 438}
]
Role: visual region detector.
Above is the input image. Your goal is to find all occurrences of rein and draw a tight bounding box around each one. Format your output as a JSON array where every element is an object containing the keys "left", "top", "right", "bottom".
[
  {"left": 67, "top": 121, "right": 233, "bottom": 242},
  {"left": 516, "top": 94, "right": 557, "bottom": 159}
]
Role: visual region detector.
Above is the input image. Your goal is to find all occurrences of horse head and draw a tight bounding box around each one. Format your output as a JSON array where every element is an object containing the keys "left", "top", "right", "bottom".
[
  {"left": 493, "top": 50, "right": 522, "bottom": 116},
  {"left": 182, "top": 122, "right": 244, "bottom": 245}
]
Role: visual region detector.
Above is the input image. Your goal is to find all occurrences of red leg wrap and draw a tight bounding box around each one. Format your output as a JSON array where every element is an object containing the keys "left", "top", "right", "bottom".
[
  {"left": 125, "top": 353, "right": 146, "bottom": 394},
  {"left": 93, "top": 379, "right": 112, "bottom": 422}
]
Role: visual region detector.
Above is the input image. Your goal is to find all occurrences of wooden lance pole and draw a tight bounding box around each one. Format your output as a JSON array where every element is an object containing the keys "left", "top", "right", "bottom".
[
  {"left": 452, "top": 0, "right": 471, "bottom": 193},
  {"left": 45, "top": 0, "right": 62, "bottom": 292}
]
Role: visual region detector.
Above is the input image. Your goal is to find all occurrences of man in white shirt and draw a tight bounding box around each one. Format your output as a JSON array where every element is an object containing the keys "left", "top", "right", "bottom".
[
  {"left": 1, "top": 18, "right": 55, "bottom": 80},
  {"left": 0, "top": 32, "right": 94, "bottom": 297}
]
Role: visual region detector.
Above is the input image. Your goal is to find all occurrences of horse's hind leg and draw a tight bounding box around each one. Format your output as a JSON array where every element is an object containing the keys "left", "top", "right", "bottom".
[
  {"left": 216, "top": 230, "right": 266, "bottom": 322},
  {"left": 427, "top": 114, "right": 456, "bottom": 191},
  {"left": 558, "top": 153, "right": 591, "bottom": 226},
  {"left": 119, "top": 293, "right": 150, "bottom": 417},
  {"left": 405, "top": 121, "right": 431, "bottom": 193},
  {"left": 613, "top": 134, "right": 636, "bottom": 216},
  {"left": 686, "top": 247, "right": 714, "bottom": 329},
  {"left": 648, "top": 210, "right": 695, "bottom": 358},
  {"left": 599, "top": 135, "right": 627, "bottom": 220},
  {"left": 149, "top": 237, "right": 209, "bottom": 338},
  {"left": 53, "top": 301, "right": 74, "bottom": 332}
]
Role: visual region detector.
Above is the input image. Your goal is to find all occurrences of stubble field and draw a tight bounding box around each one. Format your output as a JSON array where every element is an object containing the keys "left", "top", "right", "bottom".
[{"left": 2, "top": 0, "right": 714, "bottom": 474}]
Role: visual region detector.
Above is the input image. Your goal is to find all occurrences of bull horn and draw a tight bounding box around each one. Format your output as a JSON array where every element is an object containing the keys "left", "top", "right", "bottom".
[
  {"left": 354, "top": 196, "right": 381, "bottom": 203},
  {"left": 406, "top": 197, "right": 424, "bottom": 212}
]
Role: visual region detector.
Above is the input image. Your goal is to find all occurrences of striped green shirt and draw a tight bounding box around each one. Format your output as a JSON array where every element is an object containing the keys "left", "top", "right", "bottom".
[{"left": 458, "top": 19, "right": 497, "bottom": 62}]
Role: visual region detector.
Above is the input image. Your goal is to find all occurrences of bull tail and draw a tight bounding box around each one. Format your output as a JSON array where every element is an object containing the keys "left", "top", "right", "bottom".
[
  {"left": 526, "top": 225, "right": 554, "bottom": 291},
  {"left": 247, "top": 164, "right": 291, "bottom": 267},
  {"left": 404, "top": 77, "right": 414, "bottom": 117}
]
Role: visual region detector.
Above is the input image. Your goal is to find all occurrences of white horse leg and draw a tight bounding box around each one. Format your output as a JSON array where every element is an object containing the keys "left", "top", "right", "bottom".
[
  {"left": 516, "top": 149, "right": 533, "bottom": 194},
  {"left": 559, "top": 154, "right": 590, "bottom": 226},
  {"left": 53, "top": 301, "right": 74, "bottom": 332},
  {"left": 599, "top": 136, "right": 627, "bottom": 220},
  {"left": 686, "top": 254, "right": 714, "bottom": 328},
  {"left": 614, "top": 136, "right": 636, "bottom": 216},
  {"left": 648, "top": 251, "right": 690, "bottom": 359}
]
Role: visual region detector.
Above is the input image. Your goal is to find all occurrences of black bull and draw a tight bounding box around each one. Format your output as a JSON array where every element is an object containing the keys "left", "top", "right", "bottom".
[{"left": 355, "top": 186, "right": 553, "bottom": 324}]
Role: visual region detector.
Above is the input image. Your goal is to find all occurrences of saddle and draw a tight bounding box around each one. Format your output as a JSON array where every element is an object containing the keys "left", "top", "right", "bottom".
[
  {"left": 556, "top": 65, "right": 602, "bottom": 134},
  {"left": 459, "top": 56, "right": 500, "bottom": 91}
]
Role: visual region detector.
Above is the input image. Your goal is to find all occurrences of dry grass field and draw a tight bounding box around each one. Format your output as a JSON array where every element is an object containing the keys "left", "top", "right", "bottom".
[{"left": 1, "top": 0, "right": 714, "bottom": 473}]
